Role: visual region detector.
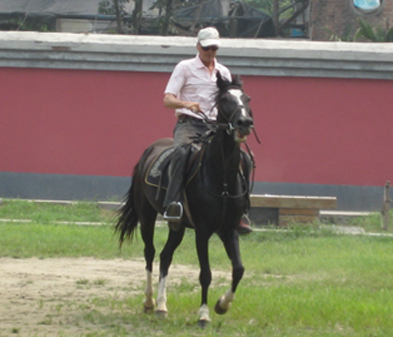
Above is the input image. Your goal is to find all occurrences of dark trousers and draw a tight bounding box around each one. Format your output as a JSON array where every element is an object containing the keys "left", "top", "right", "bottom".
[{"left": 163, "top": 117, "right": 212, "bottom": 207}]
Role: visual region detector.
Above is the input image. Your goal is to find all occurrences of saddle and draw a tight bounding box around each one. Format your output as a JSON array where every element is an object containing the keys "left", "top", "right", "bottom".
[
  {"left": 145, "top": 141, "right": 251, "bottom": 196},
  {"left": 144, "top": 143, "right": 203, "bottom": 190}
]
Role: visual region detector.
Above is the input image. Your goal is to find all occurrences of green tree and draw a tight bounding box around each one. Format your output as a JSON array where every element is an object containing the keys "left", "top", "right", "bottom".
[
  {"left": 1, "top": 15, "right": 55, "bottom": 32},
  {"left": 243, "top": 0, "right": 307, "bottom": 36},
  {"left": 243, "top": 0, "right": 294, "bottom": 15},
  {"left": 98, "top": 0, "right": 131, "bottom": 33},
  {"left": 326, "top": 19, "right": 393, "bottom": 42},
  {"left": 244, "top": 0, "right": 274, "bottom": 13}
]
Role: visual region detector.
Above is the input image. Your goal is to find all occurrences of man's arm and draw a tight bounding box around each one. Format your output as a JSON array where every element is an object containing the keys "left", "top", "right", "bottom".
[{"left": 163, "top": 93, "right": 202, "bottom": 113}]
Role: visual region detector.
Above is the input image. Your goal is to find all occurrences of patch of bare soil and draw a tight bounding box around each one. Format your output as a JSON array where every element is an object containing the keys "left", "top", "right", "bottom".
[{"left": 0, "top": 257, "right": 228, "bottom": 336}]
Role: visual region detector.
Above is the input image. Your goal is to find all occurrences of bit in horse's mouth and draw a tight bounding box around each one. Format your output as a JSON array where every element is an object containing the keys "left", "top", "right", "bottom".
[{"left": 235, "top": 131, "right": 247, "bottom": 143}]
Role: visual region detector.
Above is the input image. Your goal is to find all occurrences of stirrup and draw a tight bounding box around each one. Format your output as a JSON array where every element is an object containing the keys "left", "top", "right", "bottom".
[
  {"left": 163, "top": 202, "right": 183, "bottom": 222},
  {"left": 237, "top": 214, "right": 253, "bottom": 235}
]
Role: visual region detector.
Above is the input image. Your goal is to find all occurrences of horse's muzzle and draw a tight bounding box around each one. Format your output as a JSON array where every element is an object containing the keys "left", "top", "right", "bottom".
[{"left": 234, "top": 116, "right": 253, "bottom": 143}]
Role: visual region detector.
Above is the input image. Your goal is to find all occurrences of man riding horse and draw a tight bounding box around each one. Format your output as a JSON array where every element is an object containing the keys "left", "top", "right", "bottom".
[{"left": 163, "top": 27, "right": 253, "bottom": 234}]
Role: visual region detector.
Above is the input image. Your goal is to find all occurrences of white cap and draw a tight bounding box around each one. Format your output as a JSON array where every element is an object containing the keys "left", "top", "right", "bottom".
[{"left": 197, "top": 27, "right": 221, "bottom": 47}]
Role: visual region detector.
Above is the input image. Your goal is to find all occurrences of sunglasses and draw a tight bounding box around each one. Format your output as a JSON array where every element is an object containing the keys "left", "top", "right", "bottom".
[{"left": 201, "top": 45, "right": 219, "bottom": 52}]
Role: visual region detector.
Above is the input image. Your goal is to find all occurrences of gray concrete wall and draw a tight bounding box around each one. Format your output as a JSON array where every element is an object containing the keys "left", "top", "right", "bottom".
[{"left": 1, "top": 31, "right": 393, "bottom": 79}]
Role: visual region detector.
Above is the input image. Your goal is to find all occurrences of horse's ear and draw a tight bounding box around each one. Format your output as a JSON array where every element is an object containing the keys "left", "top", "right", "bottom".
[
  {"left": 216, "top": 71, "right": 225, "bottom": 89},
  {"left": 232, "top": 74, "right": 243, "bottom": 88}
]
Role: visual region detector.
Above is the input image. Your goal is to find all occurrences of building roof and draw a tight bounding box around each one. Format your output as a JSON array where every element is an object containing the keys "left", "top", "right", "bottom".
[{"left": 0, "top": 0, "right": 105, "bottom": 16}]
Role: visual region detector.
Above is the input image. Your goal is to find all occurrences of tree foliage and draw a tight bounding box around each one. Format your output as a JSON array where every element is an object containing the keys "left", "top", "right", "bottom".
[
  {"left": 98, "top": 0, "right": 130, "bottom": 15},
  {"left": 243, "top": 0, "right": 297, "bottom": 16},
  {"left": 355, "top": 18, "right": 393, "bottom": 42},
  {"left": 0, "top": 15, "right": 55, "bottom": 32},
  {"left": 96, "top": 0, "right": 307, "bottom": 36},
  {"left": 326, "top": 19, "right": 393, "bottom": 42},
  {"left": 98, "top": 0, "right": 131, "bottom": 33}
]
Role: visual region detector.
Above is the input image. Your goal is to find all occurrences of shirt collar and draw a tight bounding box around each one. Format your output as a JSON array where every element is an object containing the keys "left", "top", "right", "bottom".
[{"left": 195, "top": 53, "right": 216, "bottom": 70}]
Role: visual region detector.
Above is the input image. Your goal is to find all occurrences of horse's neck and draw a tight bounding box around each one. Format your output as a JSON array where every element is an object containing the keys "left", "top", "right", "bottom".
[{"left": 203, "top": 131, "right": 241, "bottom": 181}]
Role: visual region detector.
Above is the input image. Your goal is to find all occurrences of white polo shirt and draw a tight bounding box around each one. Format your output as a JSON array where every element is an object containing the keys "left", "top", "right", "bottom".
[{"left": 164, "top": 54, "right": 232, "bottom": 120}]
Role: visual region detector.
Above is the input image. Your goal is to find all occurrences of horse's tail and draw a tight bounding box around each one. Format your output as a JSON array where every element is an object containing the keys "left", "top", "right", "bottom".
[{"left": 114, "top": 165, "right": 140, "bottom": 247}]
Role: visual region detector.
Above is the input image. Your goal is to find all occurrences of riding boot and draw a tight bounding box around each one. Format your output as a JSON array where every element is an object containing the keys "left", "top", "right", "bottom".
[
  {"left": 163, "top": 144, "right": 189, "bottom": 228},
  {"left": 237, "top": 150, "right": 253, "bottom": 235},
  {"left": 238, "top": 214, "right": 253, "bottom": 235}
]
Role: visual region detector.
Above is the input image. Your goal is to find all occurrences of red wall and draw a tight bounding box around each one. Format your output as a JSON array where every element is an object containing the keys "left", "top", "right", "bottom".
[
  {"left": 1, "top": 67, "right": 391, "bottom": 187},
  {"left": 1, "top": 68, "right": 172, "bottom": 176},
  {"left": 243, "top": 75, "right": 392, "bottom": 186}
]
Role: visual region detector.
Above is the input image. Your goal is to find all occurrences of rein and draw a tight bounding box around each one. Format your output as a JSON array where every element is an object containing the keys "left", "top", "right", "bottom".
[{"left": 196, "top": 90, "right": 238, "bottom": 131}]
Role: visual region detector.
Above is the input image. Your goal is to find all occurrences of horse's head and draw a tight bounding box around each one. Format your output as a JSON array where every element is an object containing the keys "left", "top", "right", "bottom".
[{"left": 216, "top": 72, "right": 254, "bottom": 143}]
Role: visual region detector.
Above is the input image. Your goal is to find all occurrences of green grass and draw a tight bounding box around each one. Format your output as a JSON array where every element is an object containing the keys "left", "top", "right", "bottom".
[
  {"left": 0, "top": 199, "right": 112, "bottom": 223},
  {"left": 347, "top": 210, "right": 393, "bottom": 233},
  {"left": 0, "top": 221, "right": 124, "bottom": 258},
  {"left": 1, "top": 199, "right": 393, "bottom": 336}
]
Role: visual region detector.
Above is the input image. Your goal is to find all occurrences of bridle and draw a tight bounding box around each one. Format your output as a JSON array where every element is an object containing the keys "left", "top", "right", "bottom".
[
  {"left": 216, "top": 105, "right": 248, "bottom": 136},
  {"left": 198, "top": 87, "right": 260, "bottom": 142},
  {"left": 196, "top": 86, "right": 254, "bottom": 200},
  {"left": 187, "top": 84, "right": 258, "bottom": 230}
]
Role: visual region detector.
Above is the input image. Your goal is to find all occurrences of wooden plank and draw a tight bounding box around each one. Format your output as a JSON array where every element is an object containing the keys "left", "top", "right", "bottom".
[
  {"left": 250, "top": 194, "right": 337, "bottom": 209},
  {"left": 279, "top": 208, "right": 319, "bottom": 216}
]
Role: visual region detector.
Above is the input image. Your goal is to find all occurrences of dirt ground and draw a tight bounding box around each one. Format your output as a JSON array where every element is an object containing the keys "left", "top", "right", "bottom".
[{"left": 0, "top": 257, "right": 228, "bottom": 336}]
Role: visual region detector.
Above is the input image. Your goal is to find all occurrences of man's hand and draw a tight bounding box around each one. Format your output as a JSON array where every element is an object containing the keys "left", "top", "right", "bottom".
[{"left": 184, "top": 102, "right": 202, "bottom": 113}]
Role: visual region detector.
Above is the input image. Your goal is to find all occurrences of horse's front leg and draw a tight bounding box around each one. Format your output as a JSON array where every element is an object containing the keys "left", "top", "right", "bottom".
[
  {"left": 195, "top": 230, "right": 213, "bottom": 327},
  {"left": 140, "top": 214, "right": 156, "bottom": 313},
  {"left": 144, "top": 269, "right": 155, "bottom": 312},
  {"left": 156, "top": 227, "right": 185, "bottom": 317},
  {"left": 215, "top": 229, "right": 244, "bottom": 315}
]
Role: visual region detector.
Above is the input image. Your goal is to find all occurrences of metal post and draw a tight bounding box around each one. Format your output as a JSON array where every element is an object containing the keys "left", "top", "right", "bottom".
[{"left": 381, "top": 181, "right": 391, "bottom": 230}]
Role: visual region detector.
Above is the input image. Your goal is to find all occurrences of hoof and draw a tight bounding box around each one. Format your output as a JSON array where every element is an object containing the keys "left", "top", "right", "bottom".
[
  {"left": 214, "top": 299, "right": 229, "bottom": 315},
  {"left": 198, "top": 319, "right": 210, "bottom": 329},
  {"left": 144, "top": 305, "right": 155, "bottom": 313},
  {"left": 155, "top": 310, "right": 168, "bottom": 319}
]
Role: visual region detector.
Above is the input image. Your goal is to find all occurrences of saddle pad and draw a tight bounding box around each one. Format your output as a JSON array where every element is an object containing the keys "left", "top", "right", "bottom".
[{"left": 145, "top": 147, "right": 175, "bottom": 188}]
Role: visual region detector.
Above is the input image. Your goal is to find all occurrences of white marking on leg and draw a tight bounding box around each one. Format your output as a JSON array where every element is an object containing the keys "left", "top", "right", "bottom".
[
  {"left": 144, "top": 270, "right": 155, "bottom": 310},
  {"left": 219, "top": 288, "right": 235, "bottom": 311},
  {"left": 156, "top": 276, "right": 168, "bottom": 312},
  {"left": 198, "top": 304, "right": 211, "bottom": 322}
]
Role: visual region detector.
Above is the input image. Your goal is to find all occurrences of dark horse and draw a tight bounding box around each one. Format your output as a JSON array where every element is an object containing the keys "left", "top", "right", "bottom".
[{"left": 115, "top": 72, "right": 254, "bottom": 326}]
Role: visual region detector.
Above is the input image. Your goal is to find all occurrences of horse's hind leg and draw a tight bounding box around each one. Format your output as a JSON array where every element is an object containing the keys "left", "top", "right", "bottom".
[
  {"left": 139, "top": 202, "right": 158, "bottom": 313},
  {"left": 156, "top": 227, "right": 185, "bottom": 317}
]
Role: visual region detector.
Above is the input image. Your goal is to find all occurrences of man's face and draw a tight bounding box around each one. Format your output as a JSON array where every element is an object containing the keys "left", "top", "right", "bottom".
[{"left": 197, "top": 43, "right": 219, "bottom": 64}]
